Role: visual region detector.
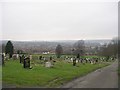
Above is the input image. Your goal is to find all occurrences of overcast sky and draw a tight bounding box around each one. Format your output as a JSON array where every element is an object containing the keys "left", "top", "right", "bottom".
[{"left": 0, "top": 0, "right": 118, "bottom": 41}]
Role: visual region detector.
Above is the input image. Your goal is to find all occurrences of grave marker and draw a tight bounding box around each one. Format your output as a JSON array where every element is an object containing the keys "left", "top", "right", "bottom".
[
  {"left": 73, "top": 58, "right": 76, "bottom": 66},
  {"left": 23, "top": 57, "right": 30, "bottom": 68},
  {"left": 2, "top": 54, "right": 4, "bottom": 65},
  {"left": 45, "top": 61, "right": 53, "bottom": 68}
]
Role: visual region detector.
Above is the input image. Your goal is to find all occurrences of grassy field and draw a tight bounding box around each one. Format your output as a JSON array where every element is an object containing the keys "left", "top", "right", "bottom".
[{"left": 2, "top": 55, "right": 110, "bottom": 88}]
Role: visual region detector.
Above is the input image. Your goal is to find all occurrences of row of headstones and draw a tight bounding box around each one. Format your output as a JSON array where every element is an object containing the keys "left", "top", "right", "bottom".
[
  {"left": 64, "top": 56, "right": 116, "bottom": 62},
  {"left": 1, "top": 53, "right": 31, "bottom": 68},
  {"left": 38, "top": 55, "right": 100, "bottom": 66},
  {"left": 19, "top": 55, "right": 56, "bottom": 68},
  {"left": 1, "top": 53, "right": 55, "bottom": 68},
  {"left": 38, "top": 56, "right": 56, "bottom": 68},
  {"left": 19, "top": 55, "right": 30, "bottom": 68},
  {"left": 2, "top": 53, "right": 116, "bottom": 68},
  {"left": 72, "top": 58, "right": 99, "bottom": 66},
  {"left": 2, "top": 53, "right": 20, "bottom": 61},
  {"left": 20, "top": 55, "right": 116, "bottom": 67},
  {"left": 63, "top": 56, "right": 116, "bottom": 66}
]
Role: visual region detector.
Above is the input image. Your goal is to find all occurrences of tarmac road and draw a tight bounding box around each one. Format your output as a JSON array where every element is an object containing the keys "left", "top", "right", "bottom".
[{"left": 61, "top": 61, "right": 118, "bottom": 88}]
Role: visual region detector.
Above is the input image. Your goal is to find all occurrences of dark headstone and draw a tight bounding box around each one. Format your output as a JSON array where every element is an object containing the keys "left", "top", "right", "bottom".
[
  {"left": 73, "top": 58, "right": 76, "bottom": 66},
  {"left": 96, "top": 58, "right": 98, "bottom": 63},
  {"left": 39, "top": 56, "right": 42, "bottom": 60},
  {"left": 21, "top": 55, "right": 25, "bottom": 63},
  {"left": 19, "top": 55, "right": 22, "bottom": 63},
  {"left": 50, "top": 56, "right": 52, "bottom": 60},
  {"left": 23, "top": 57, "right": 30, "bottom": 68},
  {"left": 2, "top": 54, "right": 4, "bottom": 66},
  {"left": 81, "top": 59, "right": 83, "bottom": 63}
]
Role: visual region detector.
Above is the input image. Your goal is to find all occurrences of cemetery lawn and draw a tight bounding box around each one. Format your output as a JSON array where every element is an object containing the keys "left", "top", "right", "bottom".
[{"left": 3, "top": 60, "right": 110, "bottom": 88}]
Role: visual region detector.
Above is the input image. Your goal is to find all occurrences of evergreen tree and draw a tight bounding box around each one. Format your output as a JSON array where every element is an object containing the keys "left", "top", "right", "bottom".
[{"left": 5, "top": 41, "right": 14, "bottom": 58}]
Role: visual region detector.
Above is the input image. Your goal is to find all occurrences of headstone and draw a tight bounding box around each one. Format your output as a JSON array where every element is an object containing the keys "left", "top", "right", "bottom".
[
  {"left": 71, "top": 58, "right": 73, "bottom": 62},
  {"left": 3, "top": 53, "right": 5, "bottom": 57},
  {"left": 22, "top": 55, "right": 25, "bottom": 63},
  {"left": 2, "top": 54, "right": 4, "bottom": 65},
  {"left": 73, "top": 58, "right": 76, "bottom": 66},
  {"left": 80, "top": 59, "right": 83, "bottom": 63},
  {"left": 12, "top": 54, "right": 17, "bottom": 60},
  {"left": 76, "top": 59, "right": 79, "bottom": 63},
  {"left": 90, "top": 61, "right": 93, "bottom": 64},
  {"left": 29, "top": 55, "right": 32, "bottom": 60},
  {"left": 43, "top": 57, "right": 46, "bottom": 61},
  {"left": 23, "top": 57, "right": 30, "bottom": 68},
  {"left": 85, "top": 59, "right": 88, "bottom": 63},
  {"left": 95, "top": 59, "right": 98, "bottom": 63},
  {"left": 19, "top": 55, "right": 22, "bottom": 63},
  {"left": 82, "top": 59, "right": 85, "bottom": 65},
  {"left": 39, "top": 56, "right": 42, "bottom": 60},
  {"left": 50, "top": 56, "right": 52, "bottom": 61},
  {"left": 45, "top": 61, "right": 52, "bottom": 68},
  {"left": 16, "top": 54, "right": 19, "bottom": 59}
]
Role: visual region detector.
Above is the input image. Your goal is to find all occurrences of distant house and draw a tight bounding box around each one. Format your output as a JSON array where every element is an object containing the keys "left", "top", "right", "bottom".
[{"left": 42, "top": 52, "right": 50, "bottom": 54}]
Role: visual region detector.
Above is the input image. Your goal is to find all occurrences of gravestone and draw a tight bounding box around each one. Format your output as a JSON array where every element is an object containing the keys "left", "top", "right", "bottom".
[
  {"left": 71, "top": 57, "right": 73, "bottom": 62},
  {"left": 16, "top": 54, "right": 19, "bottom": 59},
  {"left": 43, "top": 57, "right": 46, "bottom": 61},
  {"left": 77, "top": 54, "right": 80, "bottom": 62},
  {"left": 90, "top": 61, "right": 93, "bottom": 64},
  {"left": 23, "top": 57, "right": 30, "bottom": 68},
  {"left": 73, "top": 58, "right": 76, "bottom": 66},
  {"left": 21, "top": 55, "right": 25, "bottom": 63},
  {"left": 95, "top": 58, "right": 98, "bottom": 64},
  {"left": 12, "top": 54, "right": 17, "bottom": 60},
  {"left": 2, "top": 54, "right": 4, "bottom": 65},
  {"left": 80, "top": 59, "right": 83, "bottom": 63},
  {"left": 29, "top": 55, "right": 32, "bottom": 60},
  {"left": 19, "top": 55, "right": 22, "bottom": 63},
  {"left": 5, "top": 55, "right": 9, "bottom": 60},
  {"left": 39, "top": 56, "right": 42, "bottom": 60},
  {"left": 85, "top": 59, "right": 88, "bottom": 63},
  {"left": 82, "top": 59, "right": 85, "bottom": 65},
  {"left": 50, "top": 56, "right": 52, "bottom": 61},
  {"left": 45, "top": 61, "right": 52, "bottom": 68}
]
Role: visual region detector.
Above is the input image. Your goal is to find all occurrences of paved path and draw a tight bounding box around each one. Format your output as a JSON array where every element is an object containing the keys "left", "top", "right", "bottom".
[{"left": 61, "top": 61, "right": 118, "bottom": 88}]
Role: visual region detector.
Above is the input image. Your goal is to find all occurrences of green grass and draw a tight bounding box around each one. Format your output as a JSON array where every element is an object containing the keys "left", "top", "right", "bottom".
[
  {"left": 0, "top": 66, "right": 1, "bottom": 88},
  {"left": 3, "top": 58, "right": 110, "bottom": 88}
]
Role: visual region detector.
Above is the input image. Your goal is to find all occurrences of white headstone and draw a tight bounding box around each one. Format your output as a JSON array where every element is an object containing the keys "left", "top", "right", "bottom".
[
  {"left": 16, "top": 54, "right": 19, "bottom": 59},
  {"left": 30, "top": 55, "right": 32, "bottom": 60},
  {"left": 91, "top": 61, "right": 93, "bottom": 64},
  {"left": 45, "top": 62, "right": 52, "bottom": 68},
  {"left": 76, "top": 60, "right": 78, "bottom": 63},
  {"left": 71, "top": 58, "right": 73, "bottom": 60},
  {"left": 3, "top": 53, "right": 5, "bottom": 57}
]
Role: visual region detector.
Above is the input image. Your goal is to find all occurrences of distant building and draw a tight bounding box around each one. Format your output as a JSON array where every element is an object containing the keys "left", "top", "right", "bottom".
[{"left": 42, "top": 52, "right": 50, "bottom": 54}]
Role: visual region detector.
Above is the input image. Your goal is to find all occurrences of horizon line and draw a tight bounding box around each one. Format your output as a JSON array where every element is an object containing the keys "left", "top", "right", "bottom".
[{"left": 0, "top": 38, "right": 113, "bottom": 42}]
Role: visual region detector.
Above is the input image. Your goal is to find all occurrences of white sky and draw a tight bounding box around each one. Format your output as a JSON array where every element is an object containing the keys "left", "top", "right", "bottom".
[{"left": 0, "top": 0, "right": 118, "bottom": 41}]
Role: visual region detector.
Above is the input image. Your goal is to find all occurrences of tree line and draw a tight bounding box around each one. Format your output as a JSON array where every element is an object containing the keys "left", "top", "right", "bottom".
[{"left": 2, "top": 37, "right": 118, "bottom": 59}]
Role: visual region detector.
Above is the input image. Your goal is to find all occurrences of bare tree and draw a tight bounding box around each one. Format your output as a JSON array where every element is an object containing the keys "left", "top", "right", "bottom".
[
  {"left": 55, "top": 44, "right": 63, "bottom": 58},
  {"left": 98, "top": 37, "right": 118, "bottom": 59},
  {"left": 73, "top": 40, "right": 85, "bottom": 58}
]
